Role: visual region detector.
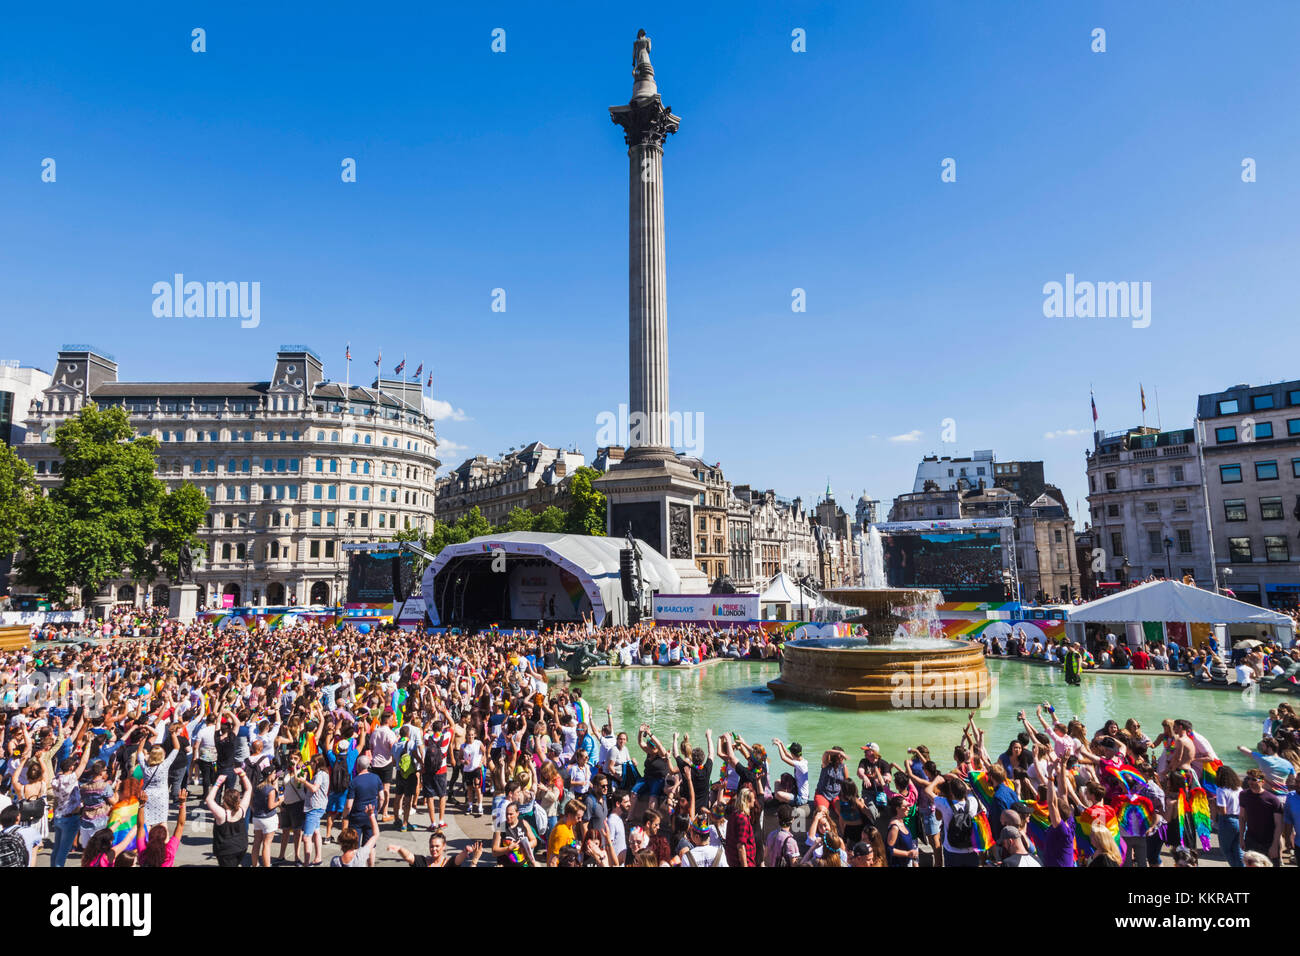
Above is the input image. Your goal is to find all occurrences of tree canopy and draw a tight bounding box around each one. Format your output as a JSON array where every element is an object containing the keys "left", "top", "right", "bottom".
[{"left": 14, "top": 404, "right": 208, "bottom": 599}]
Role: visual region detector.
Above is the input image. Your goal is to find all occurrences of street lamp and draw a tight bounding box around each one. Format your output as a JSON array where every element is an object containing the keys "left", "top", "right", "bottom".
[
  {"left": 1163, "top": 536, "right": 1173, "bottom": 579},
  {"left": 795, "top": 560, "right": 807, "bottom": 622},
  {"left": 1121, "top": 557, "right": 1131, "bottom": 586}
]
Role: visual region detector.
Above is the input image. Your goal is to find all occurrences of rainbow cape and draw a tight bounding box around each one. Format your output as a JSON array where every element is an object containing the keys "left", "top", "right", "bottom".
[
  {"left": 1101, "top": 763, "right": 1148, "bottom": 795},
  {"left": 1175, "top": 788, "right": 1213, "bottom": 851},
  {"left": 299, "top": 732, "right": 318, "bottom": 766},
  {"left": 391, "top": 688, "right": 409, "bottom": 729},
  {"left": 108, "top": 798, "right": 140, "bottom": 853},
  {"left": 971, "top": 811, "right": 995, "bottom": 851},
  {"left": 1199, "top": 759, "right": 1222, "bottom": 797},
  {"left": 1118, "top": 795, "right": 1155, "bottom": 837},
  {"left": 967, "top": 770, "right": 1003, "bottom": 817}
]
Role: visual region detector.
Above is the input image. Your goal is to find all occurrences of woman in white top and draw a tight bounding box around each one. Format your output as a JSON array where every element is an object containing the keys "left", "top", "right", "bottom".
[{"left": 1210, "top": 764, "right": 1244, "bottom": 867}]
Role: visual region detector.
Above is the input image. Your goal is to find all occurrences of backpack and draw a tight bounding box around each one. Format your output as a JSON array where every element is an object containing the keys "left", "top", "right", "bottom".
[
  {"left": 329, "top": 753, "right": 352, "bottom": 793},
  {"left": 773, "top": 832, "right": 797, "bottom": 867},
  {"left": 948, "top": 796, "right": 975, "bottom": 848},
  {"left": 0, "top": 829, "right": 28, "bottom": 868},
  {"left": 423, "top": 738, "right": 444, "bottom": 776},
  {"left": 397, "top": 741, "right": 418, "bottom": 779}
]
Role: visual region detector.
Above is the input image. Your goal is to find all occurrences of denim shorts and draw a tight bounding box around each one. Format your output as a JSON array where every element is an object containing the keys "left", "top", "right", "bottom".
[
  {"left": 326, "top": 791, "right": 347, "bottom": 813},
  {"left": 921, "top": 811, "right": 941, "bottom": 837},
  {"left": 302, "top": 807, "right": 325, "bottom": 837}
]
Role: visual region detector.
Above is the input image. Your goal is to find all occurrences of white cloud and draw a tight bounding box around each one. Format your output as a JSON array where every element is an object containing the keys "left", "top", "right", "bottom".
[
  {"left": 422, "top": 396, "right": 469, "bottom": 422},
  {"left": 1043, "top": 428, "right": 1086, "bottom": 439},
  {"left": 436, "top": 438, "right": 469, "bottom": 460},
  {"left": 888, "top": 430, "right": 923, "bottom": 443}
]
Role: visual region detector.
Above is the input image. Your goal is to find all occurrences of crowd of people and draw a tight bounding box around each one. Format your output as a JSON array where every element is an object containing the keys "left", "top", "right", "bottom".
[{"left": 1, "top": 616, "right": 1298, "bottom": 869}]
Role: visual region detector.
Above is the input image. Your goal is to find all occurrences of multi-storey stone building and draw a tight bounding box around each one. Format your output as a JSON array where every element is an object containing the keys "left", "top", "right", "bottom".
[
  {"left": 14, "top": 345, "right": 440, "bottom": 610},
  {"left": 1084, "top": 425, "right": 1211, "bottom": 590},
  {"left": 679, "top": 457, "right": 730, "bottom": 586},
  {"left": 434, "top": 442, "right": 586, "bottom": 527},
  {"left": 1197, "top": 381, "right": 1300, "bottom": 608}
]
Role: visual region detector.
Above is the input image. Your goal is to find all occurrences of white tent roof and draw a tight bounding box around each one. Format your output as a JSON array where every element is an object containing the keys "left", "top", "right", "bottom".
[
  {"left": 759, "top": 572, "right": 818, "bottom": 606},
  {"left": 420, "top": 531, "right": 681, "bottom": 627},
  {"left": 1067, "top": 579, "right": 1292, "bottom": 626}
]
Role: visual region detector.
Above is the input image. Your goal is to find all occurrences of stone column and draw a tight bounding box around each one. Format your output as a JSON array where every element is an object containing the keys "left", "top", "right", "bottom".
[{"left": 611, "top": 52, "right": 680, "bottom": 460}]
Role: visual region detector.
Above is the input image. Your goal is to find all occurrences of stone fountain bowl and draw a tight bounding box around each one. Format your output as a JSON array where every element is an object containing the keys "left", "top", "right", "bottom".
[{"left": 767, "top": 635, "right": 990, "bottom": 710}]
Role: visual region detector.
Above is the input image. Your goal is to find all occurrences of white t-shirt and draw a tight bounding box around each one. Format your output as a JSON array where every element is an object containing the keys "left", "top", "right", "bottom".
[
  {"left": 1215, "top": 787, "right": 1241, "bottom": 816},
  {"left": 560, "top": 726, "right": 577, "bottom": 759},
  {"left": 791, "top": 758, "right": 809, "bottom": 802},
  {"left": 607, "top": 745, "right": 631, "bottom": 776},
  {"left": 596, "top": 734, "right": 617, "bottom": 770},
  {"left": 1234, "top": 664, "right": 1255, "bottom": 686},
  {"left": 681, "top": 843, "right": 728, "bottom": 867},
  {"left": 461, "top": 739, "right": 483, "bottom": 772},
  {"left": 934, "top": 795, "right": 980, "bottom": 855}
]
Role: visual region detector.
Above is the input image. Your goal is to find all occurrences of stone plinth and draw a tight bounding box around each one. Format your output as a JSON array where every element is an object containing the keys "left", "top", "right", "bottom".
[{"left": 169, "top": 584, "right": 199, "bottom": 623}]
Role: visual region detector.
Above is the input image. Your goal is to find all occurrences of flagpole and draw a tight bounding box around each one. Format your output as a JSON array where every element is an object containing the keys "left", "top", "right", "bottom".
[
  {"left": 1155, "top": 386, "right": 1162, "bottom": 432},
  {"left": 345, "top": 343, "right": 351, "bottom": 414},
  {"left": 1140, "top": 383, "right": 1146, "bottom": 430}
]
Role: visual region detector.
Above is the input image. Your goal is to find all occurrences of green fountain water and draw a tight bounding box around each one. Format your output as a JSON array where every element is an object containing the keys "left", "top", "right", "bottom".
[{"left": 577, "top": 660, "right": 1272, "bottom": 775}]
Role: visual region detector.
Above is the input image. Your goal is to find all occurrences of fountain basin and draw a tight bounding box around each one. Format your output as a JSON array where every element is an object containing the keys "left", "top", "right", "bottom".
[
  {"left": 821, "top": 587, "right": 942, "bottom": 645},
  {"left": 768, "top": 636, "right": 990, "bottom": 710}
]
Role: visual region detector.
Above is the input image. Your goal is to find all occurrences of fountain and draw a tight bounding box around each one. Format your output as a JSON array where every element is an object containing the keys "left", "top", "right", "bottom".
[{"left": 767, "top": 547, "right": 991, "bottom": 708}]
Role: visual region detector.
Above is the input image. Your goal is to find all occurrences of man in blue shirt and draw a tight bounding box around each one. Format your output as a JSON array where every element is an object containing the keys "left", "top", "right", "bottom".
[{"left": 343, "top": 755, "right": 383, "bottom": 866}]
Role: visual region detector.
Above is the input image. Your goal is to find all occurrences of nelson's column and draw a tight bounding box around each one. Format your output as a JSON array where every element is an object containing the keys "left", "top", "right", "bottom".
[{"left": 595, "top": 30, "right": 707, "bottom": 592}]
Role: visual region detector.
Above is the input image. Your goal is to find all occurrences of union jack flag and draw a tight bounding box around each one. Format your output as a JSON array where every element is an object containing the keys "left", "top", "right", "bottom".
[{"left": 394, "top": 358, "right": 406, "bottom": 374}]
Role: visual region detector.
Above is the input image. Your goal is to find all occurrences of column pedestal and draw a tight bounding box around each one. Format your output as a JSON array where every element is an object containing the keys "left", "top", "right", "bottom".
[{"left": 169, "top": 584, "right": 199, "bottom": 623}]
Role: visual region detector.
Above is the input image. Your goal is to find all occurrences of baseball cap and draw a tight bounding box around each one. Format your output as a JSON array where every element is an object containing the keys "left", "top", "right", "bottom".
[
  {"left": 1000, "top": 825, "right": 1023, "bottom": 843},
  {"left": 861, "top": 742, "right": 880, "bottom": 752}
]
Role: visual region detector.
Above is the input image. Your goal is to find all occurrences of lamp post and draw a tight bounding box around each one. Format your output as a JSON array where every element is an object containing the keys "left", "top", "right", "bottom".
[
  {"left": 1121, "top": 557, "right": 1131, "bottom": 587},
  {"left": 795, "top": 560, "right": 806, "bottom": 622},
  {"left": 1163, "top": 536, "right": 1173, "bottom": 579}
]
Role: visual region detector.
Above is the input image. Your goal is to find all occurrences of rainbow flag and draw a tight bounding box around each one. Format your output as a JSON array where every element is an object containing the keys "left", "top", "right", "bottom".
[
  {"left": 1024, "top": 800, "right": 1053, "bottom": 851},
  {"left": 299, "top": 732, "right": 318, "bottom": 766},
  {"left": 573, "top": 697, "right": 591, "bottom": 728},
  {"left": 967, "top": 770, "right": 1003, "bottom": 817},
  {"left": 1074, "top": 804, "right": 1124, "bottom": 860},
  {"left": 1118, "top": 795, "right": 1155, "bottom": 837},
  {"left": 971, "top": 811, "right": 995, "bottom": 851},
  {"left": 108, "top": 798, "right": 140, "bottom": 853},
  {"left": 391, "top": 688, "right": 409, "bottom": 729},
  {"left": 1199, "top": 760, "right": 1223, "bottom": 797}
]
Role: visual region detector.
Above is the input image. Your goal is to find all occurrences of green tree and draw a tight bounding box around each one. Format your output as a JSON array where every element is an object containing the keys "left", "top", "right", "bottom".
[
  {"left": 532, "top": 506, "right": 567, "bottom": 534},
  {"left": 454, "top": 506, "right": 493, "bottom": 541},
  {"left": 565, "top": 466, "right": 606, "bottom": 536},
  {"left": 16, "top": 404, "right": 207, "bottom": 599},
  {"left": 497, "top": 507, "right": 537, "bottom": 533},
  {"left": 0, "top": 444, "right": 38, "bottom": 559}
]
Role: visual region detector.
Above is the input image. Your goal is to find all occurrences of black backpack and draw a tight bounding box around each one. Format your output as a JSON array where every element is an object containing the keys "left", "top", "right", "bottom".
[
  {"left": 948, "top": 797, "right": 975, "bottom": 848},
  {"left": 330, "top": 754, "right": 352, "bottom": 793},
  {"left": 423, "top": 737, "right": 444, "bottom": 776},
  {"left": 0, "top": 829, "right": 28, "bottom": 868}
]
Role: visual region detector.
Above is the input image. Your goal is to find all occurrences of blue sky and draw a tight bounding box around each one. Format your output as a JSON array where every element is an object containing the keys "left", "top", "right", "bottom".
[{"left": 3, "top": 2, "right": 1298, "bottom": 521}]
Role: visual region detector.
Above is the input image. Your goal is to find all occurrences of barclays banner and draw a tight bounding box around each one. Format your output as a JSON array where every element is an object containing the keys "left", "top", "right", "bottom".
[{"left": 652, "top": 594, "right": 759, "bottom": 624}]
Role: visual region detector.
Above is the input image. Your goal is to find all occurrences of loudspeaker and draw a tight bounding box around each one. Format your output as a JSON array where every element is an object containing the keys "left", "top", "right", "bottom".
[
  {"left": 619, "top": 548, "right": 637, "bottom": 601},
  {"left": 392, "top": 555, "right": 407, "bottom": 601}
]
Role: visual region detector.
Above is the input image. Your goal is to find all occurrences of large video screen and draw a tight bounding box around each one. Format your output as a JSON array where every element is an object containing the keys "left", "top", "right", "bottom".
[
  {"left": 881, "top": 531, "right": 1005, "bottom": 602},
  {"left": 346, "top": 550, "right": 416, "bottom": 604}
]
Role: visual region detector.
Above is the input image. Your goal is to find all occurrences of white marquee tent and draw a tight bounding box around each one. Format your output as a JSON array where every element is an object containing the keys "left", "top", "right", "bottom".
[{"left": 1067, "top": 579, "right": 1294, "bottom": 647}]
